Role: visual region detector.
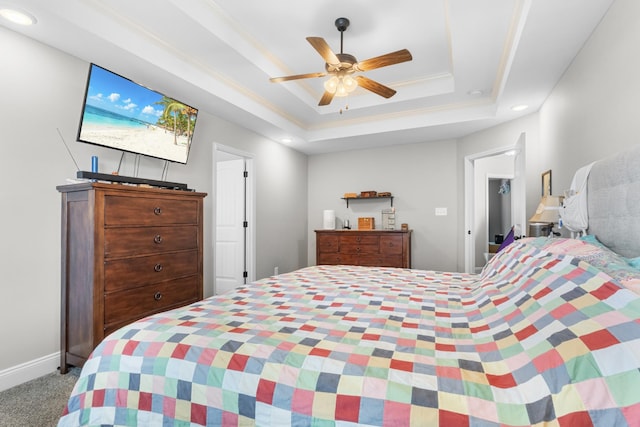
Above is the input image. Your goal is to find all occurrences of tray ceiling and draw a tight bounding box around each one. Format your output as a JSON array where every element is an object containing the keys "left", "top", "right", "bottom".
[{"left": 0, "top": 0, "right": 614, "bottom": 153}]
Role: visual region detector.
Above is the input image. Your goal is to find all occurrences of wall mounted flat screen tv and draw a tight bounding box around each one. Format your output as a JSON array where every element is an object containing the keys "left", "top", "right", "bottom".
[{"left": 77, "top": 63, "right": 198, "bottom": 164}]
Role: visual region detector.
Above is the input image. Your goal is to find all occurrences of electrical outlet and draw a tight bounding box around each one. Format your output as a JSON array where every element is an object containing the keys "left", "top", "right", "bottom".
[
  {"left": 274, "top": 266, "right": 279, "bottom": 275},
  {"left": 435, "top": 207, "right": 448, "bottom": 216}
]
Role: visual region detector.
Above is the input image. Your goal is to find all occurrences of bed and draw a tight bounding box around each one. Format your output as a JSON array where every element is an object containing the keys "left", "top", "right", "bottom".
[{"left": 58, "top": 147, "right": 640, "bottom": 427}]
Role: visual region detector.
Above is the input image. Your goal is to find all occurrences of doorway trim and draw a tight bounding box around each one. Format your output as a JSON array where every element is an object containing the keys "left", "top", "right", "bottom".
[
  {"left": 213, "top": 143, "right": 256, "bottom": 293},
  {"left": 464, "top": 133, "right": 526, "bottom": 273}
]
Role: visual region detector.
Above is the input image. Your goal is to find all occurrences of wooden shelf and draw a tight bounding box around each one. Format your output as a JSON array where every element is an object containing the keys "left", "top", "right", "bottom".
[{"left": 342, "top": 196, "right": 393, "bottom": 208}]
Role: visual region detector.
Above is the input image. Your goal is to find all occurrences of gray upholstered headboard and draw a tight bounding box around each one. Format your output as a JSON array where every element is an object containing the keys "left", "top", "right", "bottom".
[{"left": 587, "top": 144, "right": 640, "bottom": 258}]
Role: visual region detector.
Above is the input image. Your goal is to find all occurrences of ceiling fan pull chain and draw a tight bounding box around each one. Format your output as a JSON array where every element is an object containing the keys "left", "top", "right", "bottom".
[{"left": 339, "top": 98, "right": 349, "bottom": 115}]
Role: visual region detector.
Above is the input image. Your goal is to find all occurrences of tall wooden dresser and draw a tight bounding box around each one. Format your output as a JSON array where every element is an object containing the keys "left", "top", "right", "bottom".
[
  {"left": 57, "top": 182, "right": 206, "bottom": 373},
  {"left": 315, "top": 230, "right": 411, "bottom": 268}
]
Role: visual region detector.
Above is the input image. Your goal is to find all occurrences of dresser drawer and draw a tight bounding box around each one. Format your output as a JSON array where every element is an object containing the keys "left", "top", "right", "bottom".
[
  {"left": 104, "top": 276, "right": 200, "bottom": 329},
  {"left": 340, "top": 234, "right": 379, "bottom": 246},
  {"left": 104, "top": 250, "right": 199, "bottom": 291},
  {"left": 380, "top": 235, "right": 404, "bottom": 255},
  {"left": 105, "top": 226, "right": 198, "bottom": 257},
  {"left": 317, "top": 234, "right": 339, "bottom": 253},
  {"left": 339, "top": 234, "right": 379, "bottom": 254},
  {"left": 104, "top": 195, "right": 199, "bottom": 226},
  {"left": 340, "top": 243, "right": 379, "bottom": 255},
  {"left": 318, "top": 253, "right": 360, "bottom": 265}
]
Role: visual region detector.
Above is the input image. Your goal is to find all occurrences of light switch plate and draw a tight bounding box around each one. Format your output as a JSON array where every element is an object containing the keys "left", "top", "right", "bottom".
[{"left": 435, "top": 207, "right": 448, "bottom": 216}]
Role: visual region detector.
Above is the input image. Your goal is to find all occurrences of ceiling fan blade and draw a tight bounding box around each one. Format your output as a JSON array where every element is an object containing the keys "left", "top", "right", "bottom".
[
  {"left": 306, "top": 37, "right": 340, "bottom": 65},
  {"left": 270, "top": 72, "right": 327, "bottom": 83},
  {"left": 355, "top": 49, "right": 412, "bottom": 71},
  {"left": 355, "top": 76, "right": 397, "bottom": 98},
  {"left": 318, "top": 91, "right": 335, "bottom": 106}
]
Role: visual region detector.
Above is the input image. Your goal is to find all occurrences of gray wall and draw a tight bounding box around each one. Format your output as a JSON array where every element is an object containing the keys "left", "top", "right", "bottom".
[
  {"left": 0, "top": 26, "right": 307, "bottom": 374},
  {"left": 308, "top": 140, "right": 459, "bottom": 272},
  {"left": 540, "top": 0, "right": 640, "bottom": 188}
]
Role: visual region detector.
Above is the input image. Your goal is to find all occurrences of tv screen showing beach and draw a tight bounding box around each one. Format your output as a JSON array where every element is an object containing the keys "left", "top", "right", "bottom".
[{"left": 77, "top": 64, "right": 198, "bottom": 164}]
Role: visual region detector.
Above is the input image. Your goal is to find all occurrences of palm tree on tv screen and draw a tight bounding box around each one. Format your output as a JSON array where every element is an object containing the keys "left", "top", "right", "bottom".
[
  {"left": 183, "top": 106, "right": 197, "bottom": 145},
  {"left": 156, "top": 97, "right": 188, "bottom": 145}
]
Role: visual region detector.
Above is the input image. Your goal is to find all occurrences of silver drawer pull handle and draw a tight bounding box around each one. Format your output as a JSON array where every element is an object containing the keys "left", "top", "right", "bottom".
[
  {"left": 154, "top": 292, "right": 162, "bottom": 301},
  {"left": 154, "top": 234, "right": 163, "bottom": 244},
  {"left": 153, "top": 207, "right": 162, "bottom": 215},
  {"left": 154, "top": 263, "right": 163, "bottom": 272}
]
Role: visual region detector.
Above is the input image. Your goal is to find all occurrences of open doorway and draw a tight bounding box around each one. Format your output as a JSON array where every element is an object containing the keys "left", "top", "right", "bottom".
[
  {"left": 464, "top": 133, "right": 526, "bottom": 273},
  {"left": 486, "top": 176, "right": 514, "bottom": 264},
  {"left": 213, "top": 144, "right": 255, "bottom": 294}
]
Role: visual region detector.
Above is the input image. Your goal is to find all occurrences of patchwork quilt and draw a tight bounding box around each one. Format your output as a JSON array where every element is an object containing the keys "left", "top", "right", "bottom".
[{"left": 58, "top": 238, "right": 640, "bottom": 426}]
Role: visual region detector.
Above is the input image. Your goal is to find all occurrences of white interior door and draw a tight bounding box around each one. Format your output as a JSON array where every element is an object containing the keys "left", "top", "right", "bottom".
[{"left": 216, "top": 157, "right": 246, "bottom": 294}]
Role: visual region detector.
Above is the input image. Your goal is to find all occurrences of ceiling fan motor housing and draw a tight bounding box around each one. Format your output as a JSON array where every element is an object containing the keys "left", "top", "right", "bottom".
[
  {"left": 335, "top": 17, "right": 350, "bottom": 32},
  {"left": 326, "top": 53, "right": 357, "bottom": 73}
]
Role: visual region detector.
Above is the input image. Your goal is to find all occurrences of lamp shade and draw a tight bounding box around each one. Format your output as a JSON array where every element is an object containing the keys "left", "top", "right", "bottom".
[{"left": 529, "top": 196, "right": 563, "bottom": 223}]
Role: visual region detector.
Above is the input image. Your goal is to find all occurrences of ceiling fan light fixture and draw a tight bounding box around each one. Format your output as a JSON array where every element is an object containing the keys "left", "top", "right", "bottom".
[
  {"left": 324, "top": 74, "right": 358, "bottom": 97},
  {"left": 335, "top": 83, "right": 349, "bottom": 97},
  {"left": 323, "top": 76, "right": 340, "bottom": 93},
  {"left": 342, "top": 75, "right": 357, "bottom": 92}
]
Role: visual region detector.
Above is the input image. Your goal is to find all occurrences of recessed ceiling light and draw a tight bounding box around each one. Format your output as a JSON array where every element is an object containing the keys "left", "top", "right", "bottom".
[
  {"left": 281, "top": 138, "right": 292, "bottom": 143},
  {"left": 467, "top": 90, "right": 483, "bottom": 96},
  {"left": 511, "top": 104, "right": 529, "bottom": 112},
  {"left": 0, "top": 8, "right": 37, "bottom": 25}
]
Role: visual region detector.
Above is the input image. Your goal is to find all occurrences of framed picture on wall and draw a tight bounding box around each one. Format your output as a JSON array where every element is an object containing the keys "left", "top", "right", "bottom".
[{"left": 541, "top": 170, "right": 552, "bottom": 196}]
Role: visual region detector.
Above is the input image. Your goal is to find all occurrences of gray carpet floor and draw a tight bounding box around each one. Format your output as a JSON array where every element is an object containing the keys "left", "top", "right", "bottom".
[{"left": 0, "top": 368, "right": 80, "bottom": 427}]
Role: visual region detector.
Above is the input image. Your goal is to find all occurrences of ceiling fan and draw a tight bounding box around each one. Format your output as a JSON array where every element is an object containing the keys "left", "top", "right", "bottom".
[{"left": 269, "top": 17, "right": 413, "bottom": 106}]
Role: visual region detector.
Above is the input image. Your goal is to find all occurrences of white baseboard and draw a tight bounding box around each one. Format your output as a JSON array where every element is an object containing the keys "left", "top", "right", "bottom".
[{"left": 0, "top": 352, "right": 60, "bottom": 392}]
